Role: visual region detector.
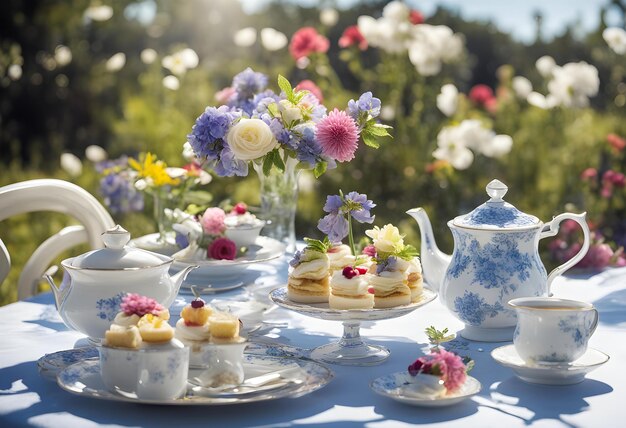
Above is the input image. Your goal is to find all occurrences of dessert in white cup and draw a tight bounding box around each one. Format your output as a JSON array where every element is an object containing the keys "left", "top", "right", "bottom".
[
  {"left": 508, "top": 297, "right": 599, "bottom": 365},
  {"left": 175, "top": 297, "right": 246, "bottom": 387},
  {"left": 99, "top": 294, "right": 189, "bottom": 400},
  {"left": 224, "top": 203, "right": 266, "bottom": 248}
]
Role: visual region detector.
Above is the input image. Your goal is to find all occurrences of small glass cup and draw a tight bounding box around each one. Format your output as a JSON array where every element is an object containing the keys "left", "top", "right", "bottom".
[{"left": 191, "top": 339, "right": 247, "bottom": 388}]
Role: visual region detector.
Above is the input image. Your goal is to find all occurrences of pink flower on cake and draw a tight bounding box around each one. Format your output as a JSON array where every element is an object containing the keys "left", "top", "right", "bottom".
[
  {"left": 201, "top": 207, "right": 226, "bottom": 235},
  {"left": 208, "top": 237, "right": 237, "bottom": 260},
  {"left": 362, "top": 244, "right": 377, "bottom": 257},
  {"left": 120, "top": 293, "right": 164, "bottom": 317},
  {"left": 289, "top": 27, "right": 330, "bottom": 60},
  {"left": 316, "top": 109, "right": 360, "bottom": 162}
]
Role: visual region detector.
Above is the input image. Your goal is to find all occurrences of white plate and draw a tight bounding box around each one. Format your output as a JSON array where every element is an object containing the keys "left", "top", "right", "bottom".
[
  {"left": 56, "top": 354, "right": 333, "bottom": 405},
  {"left": 172, "top": 236, "right": 286, "bottom": 282},
  {"left": 491, "top": 344, "right": 610, "bottom": 385},
  {"left": 370, "top": 372, "right": 481, "bottom": 407},
  {"left": 269, "top": 287, "right": 437, "bottom": 321}
]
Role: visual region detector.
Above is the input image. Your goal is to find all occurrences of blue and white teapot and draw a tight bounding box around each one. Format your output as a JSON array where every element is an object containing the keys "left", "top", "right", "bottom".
[{"left": 407, "top": 179, "right": 591, "bottom": 342}]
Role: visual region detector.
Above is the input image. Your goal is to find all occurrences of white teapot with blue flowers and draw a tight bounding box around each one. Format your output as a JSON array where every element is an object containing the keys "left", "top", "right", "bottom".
[{"left": 407, "top": 179, "right": 591, "bottom": 342}]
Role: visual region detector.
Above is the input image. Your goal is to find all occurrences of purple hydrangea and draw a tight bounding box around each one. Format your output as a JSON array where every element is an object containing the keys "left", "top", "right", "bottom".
[
  {"left": 232, "top": 68, "right": 268, "bottom": 99},
  {"left": 99, "top": 172, "right": 144, "bottom": 214},
  {"left": 211, "top": 144, "right": 249, "bottom": 177},
  {"left": 187, "top": 106, "right": 236, "bottom": 161},
  {"left": 295, "top": 126, "right": 323, "bottom": 167},
  {"left": 348, "top": 92, "right": 381, "bottom": 122}
]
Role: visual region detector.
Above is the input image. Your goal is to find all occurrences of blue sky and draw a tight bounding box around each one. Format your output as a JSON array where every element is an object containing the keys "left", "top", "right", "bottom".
[{"left": 242, "top": 0, "right": 619, "bottom": 43}]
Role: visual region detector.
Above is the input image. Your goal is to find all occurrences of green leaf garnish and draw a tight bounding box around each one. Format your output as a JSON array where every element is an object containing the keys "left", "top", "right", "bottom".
[
  {"left": 366, "top": 123, "right": 393, "bottom": 137},
  {"left": 303, "top": 236, "right": 332, "bottom": 253},
  {"left": 361, "top": 129, "right": 381, "bottom": 149},
  {"left": 396, "top": 244, "right": 419, "bottom": 260},
  {"left": 314, "top": 161, "right": 327, "bottom": 178}
]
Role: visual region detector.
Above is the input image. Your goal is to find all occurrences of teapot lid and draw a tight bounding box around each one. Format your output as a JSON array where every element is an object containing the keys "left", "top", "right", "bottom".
[
  {"left": 68, "top": 225, "right": 171, "bottom": 270},
  {"left": 453, "top": 180, "right": 540, "bottom": 229}
]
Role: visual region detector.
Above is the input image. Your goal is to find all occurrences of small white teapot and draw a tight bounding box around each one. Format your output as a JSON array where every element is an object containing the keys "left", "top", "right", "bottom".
[{"left": 45, "top": 225, "right": 197, "bottom": 343}]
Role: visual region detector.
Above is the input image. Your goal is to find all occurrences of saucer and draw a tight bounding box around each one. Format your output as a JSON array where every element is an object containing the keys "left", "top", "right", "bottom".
[
  {"left": 37, "top": 347, "right": 99, "bottom": 381},
  {"left": 491, "top": 344, "right": 609, "bottom": 385},
  {"left": 370, "top": 372, "right": 481, "bottom": 407}
]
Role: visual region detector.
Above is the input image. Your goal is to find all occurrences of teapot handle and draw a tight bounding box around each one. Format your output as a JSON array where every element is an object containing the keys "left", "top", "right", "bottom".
[{"left": 539, "top": 212, "right": 590, "bottom": 296}]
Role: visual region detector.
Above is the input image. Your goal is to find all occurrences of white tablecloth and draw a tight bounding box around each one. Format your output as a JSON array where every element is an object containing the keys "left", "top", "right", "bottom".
[{"left": 1, "top": 255, "right": 625, "bottom": 428}]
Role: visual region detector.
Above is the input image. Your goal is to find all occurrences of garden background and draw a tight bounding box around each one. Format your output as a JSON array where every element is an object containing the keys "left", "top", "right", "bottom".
[{"left": 1, "top": 0, "right": 625, "bottom": 305}]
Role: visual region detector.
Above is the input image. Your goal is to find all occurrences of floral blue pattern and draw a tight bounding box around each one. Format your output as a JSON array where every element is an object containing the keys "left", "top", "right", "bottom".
[
  {"left": 459, "top": 202, "right": 538, "bottom": 228},
  {"left": 453, "top": 291, "right": 504, "bottom": 325},
  {"left": 559, "top": 316, "right": 586, "bottom": 345},
  {"left": 96, "top": 292, "right": 125, "bottom": 321}
]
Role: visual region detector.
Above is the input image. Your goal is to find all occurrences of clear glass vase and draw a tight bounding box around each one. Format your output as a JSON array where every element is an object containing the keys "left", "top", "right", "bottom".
[
  {"left": 150, "top": 187, "right": 180, "bottom": 247},
  {"left": 253, "top": 156, "right": 298, "bottom": 252}
]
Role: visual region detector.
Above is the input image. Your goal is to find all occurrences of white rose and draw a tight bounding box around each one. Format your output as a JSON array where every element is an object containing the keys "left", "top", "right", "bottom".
[
  {"left": 278, "top": 99, "right": 303, "bottom": 123},
  {"left": 366, "top": 224, "right": 405, "bottom": 254},
  {"left": 227, "top": 118, "right": 278, "bottom": 161}
]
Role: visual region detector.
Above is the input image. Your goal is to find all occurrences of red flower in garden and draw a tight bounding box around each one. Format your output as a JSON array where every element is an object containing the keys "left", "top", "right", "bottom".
[
  {"left": 295, "top": 79, "right": 324, "bottom": 102},
  {"left": 338, "top": 26, "right": 368, "bottom": 50},
  {"left": 581, "top": 168, "right": 598, "bottom": 180},
  {"left": 289, "top": 27, "right": 330, "bottom": 60},
  {"left": 607, "top": 133, "right": 626, "bottom": 152},
  {"left": 469, "top": 84, "right": 496, "bottom": 108},
  {"left": 208, "top": 237, "right": 237, "bottom": 260},
  {"left": 409, "top": 10, "right": 425, "bottom": 25}
]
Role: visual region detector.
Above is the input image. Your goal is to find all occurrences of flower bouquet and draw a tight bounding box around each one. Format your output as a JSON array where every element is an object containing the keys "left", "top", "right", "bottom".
[
  {"left": 186, "top": 68, "right": 392, "bottom": 248},
  {"left": 405, "top": 347, "right": 473, "bottom": 398}
]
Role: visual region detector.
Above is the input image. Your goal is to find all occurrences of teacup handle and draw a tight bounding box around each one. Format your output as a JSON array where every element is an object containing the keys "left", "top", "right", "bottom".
[
  {"left": 539, "top": 212, "right": 590, "bottom": 296},
  {"left": 589, "top": 308, "right": 599, "bottom": 337}
]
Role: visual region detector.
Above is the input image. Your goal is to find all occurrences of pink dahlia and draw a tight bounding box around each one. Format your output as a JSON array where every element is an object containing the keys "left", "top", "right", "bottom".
[
  {"left": 201, "top": 207, "right": 226, "bottom": 235},
  {"left": 338, "top": 26, "right": 367, "bottom": 50},
  {"left": 289, "top": 27, "right": 330, "bottom": 60},
  {"left": 295, "top": 79, "right": 324, "bottom": 103},
  {"left": 120, "top": 293, "right": 164, "bottom": 317},
  {"left": 208, "top": 237, "right": 237, "bottom": 260},
  {"left": 316, "top": 109, "right": 360, "bottom": 162}
]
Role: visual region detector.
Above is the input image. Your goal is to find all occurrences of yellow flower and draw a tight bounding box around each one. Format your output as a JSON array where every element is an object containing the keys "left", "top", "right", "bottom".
[
  {"left": 129, "top": 153, "right": 181, "bottom": 187},
  {"left": 365, "top": 224, "right": 405, "bottom": 254}
]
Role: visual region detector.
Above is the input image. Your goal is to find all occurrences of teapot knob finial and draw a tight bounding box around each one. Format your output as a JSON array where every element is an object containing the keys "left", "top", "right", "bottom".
[
  {"left": 102, "top": 225, "right": 130, "bottom": 250},
  {"left": 486, "top": 179, "right": 508, "bottom": 202}
]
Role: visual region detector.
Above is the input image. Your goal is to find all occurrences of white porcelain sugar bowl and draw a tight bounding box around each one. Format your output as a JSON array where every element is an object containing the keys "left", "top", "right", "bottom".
[{"left": 45, "top": 225, "right": 197, "bottom": 343}]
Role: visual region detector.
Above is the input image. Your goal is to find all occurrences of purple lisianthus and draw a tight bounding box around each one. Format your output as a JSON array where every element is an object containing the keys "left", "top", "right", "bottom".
[
  {"left": 317, "top": 191, "right": 376, "bottom": 244},
  {"left": 348, "top": 91, "right": 381, "bottom": 122},
  {"left": 318, "top": 212, "right": 349, "bottom": 243},
  {"left": 344, "top": 191, "right": 375, "bottom": 223}
]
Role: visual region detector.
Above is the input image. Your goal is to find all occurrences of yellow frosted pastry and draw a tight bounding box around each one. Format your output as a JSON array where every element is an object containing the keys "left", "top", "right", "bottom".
[
  {"left": 209, "top": 312, "right": 240, "bottom": 341},
  {"left": 181, "top": 299, "right": 212, "bottom": 326},
  {"left": 138, "top": 313, "right": 175, "bottom": 343},
  {"left": 104, "top": 324, "right": 142, "bottom": 349}
]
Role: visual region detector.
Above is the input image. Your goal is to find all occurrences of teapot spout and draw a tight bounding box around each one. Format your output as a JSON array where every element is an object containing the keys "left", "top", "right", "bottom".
[
  {"left": 44, "top": 268, "right": 68, "bottom": 310},
  {"left": 406, "top": 208, "right": 452, "bottom": 291},
  {"left": 171, "top": 265, "right": 199, "bottom": 296}
]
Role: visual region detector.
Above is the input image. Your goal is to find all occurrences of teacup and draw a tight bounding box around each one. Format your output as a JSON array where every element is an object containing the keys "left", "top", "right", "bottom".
[
  {"left": 508, "top": 297, "right": 599, "bottom": 365},
  {"left": 190, "top": 339, "right": 247, "bottom": 388},
  {"left": 99, "top": 340, "right": 190, "bottom": 400}
]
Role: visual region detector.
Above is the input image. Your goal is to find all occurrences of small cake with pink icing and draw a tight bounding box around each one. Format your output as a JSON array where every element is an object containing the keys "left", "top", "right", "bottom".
[{"left": 329, "top": 266, "right": 374, "bottom": 310}]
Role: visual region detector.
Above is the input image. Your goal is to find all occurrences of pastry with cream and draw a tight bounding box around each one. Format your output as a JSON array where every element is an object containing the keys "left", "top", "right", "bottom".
[
  {"left": 368, "top": 256, "right": 412, "bottom": 308},
  {"left": 329, "top": 266, "right": 374, "bottom": 310},
  {"left": 287, "top": 239, "right": 331, "bottom": 303},
  {"left": 327, "top": 244, "right": 355, "bottom": 273},
  {"left": 175, "top": 297, "right": 213, "bottom": 347},
  {"left": 406, "top": 257, "right": 424, "bottom": 302}
]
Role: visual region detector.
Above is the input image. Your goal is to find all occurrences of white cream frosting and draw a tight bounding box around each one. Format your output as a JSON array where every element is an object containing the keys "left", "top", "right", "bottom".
[
  {"left": 290, "top": 257, "right": 330, "bottom": 280},
  {"left": 224, "top": 212, "right": 261, "bottom": 227},
  {"left": 393, "top": 257, "right": 411, "bottom": 272},
  {"left": 407, "top": 257, "right": 422, "bottom": 274},
  {"left": 368, "top": 270, "right": 409, "bottom": 296},
  {"left": 327, "top": 245, "right": 354, "bottom": 270},
  {"left": 112, "top": 313, "right": 140, "bottom": 327},
  {"left": 330, "top": 270, "right": 368, "bottom": 296},
  {"left": 175, "top": 318, "right": 211, "bottom": 342}
]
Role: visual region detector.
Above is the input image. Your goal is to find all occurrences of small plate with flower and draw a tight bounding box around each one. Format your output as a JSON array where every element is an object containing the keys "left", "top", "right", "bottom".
[
  {"left": 171, "top": 236, "right": 286, "bottom": 280},
  {"left": 370, "top": 372, "right": 481, "bottom": 407}
]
